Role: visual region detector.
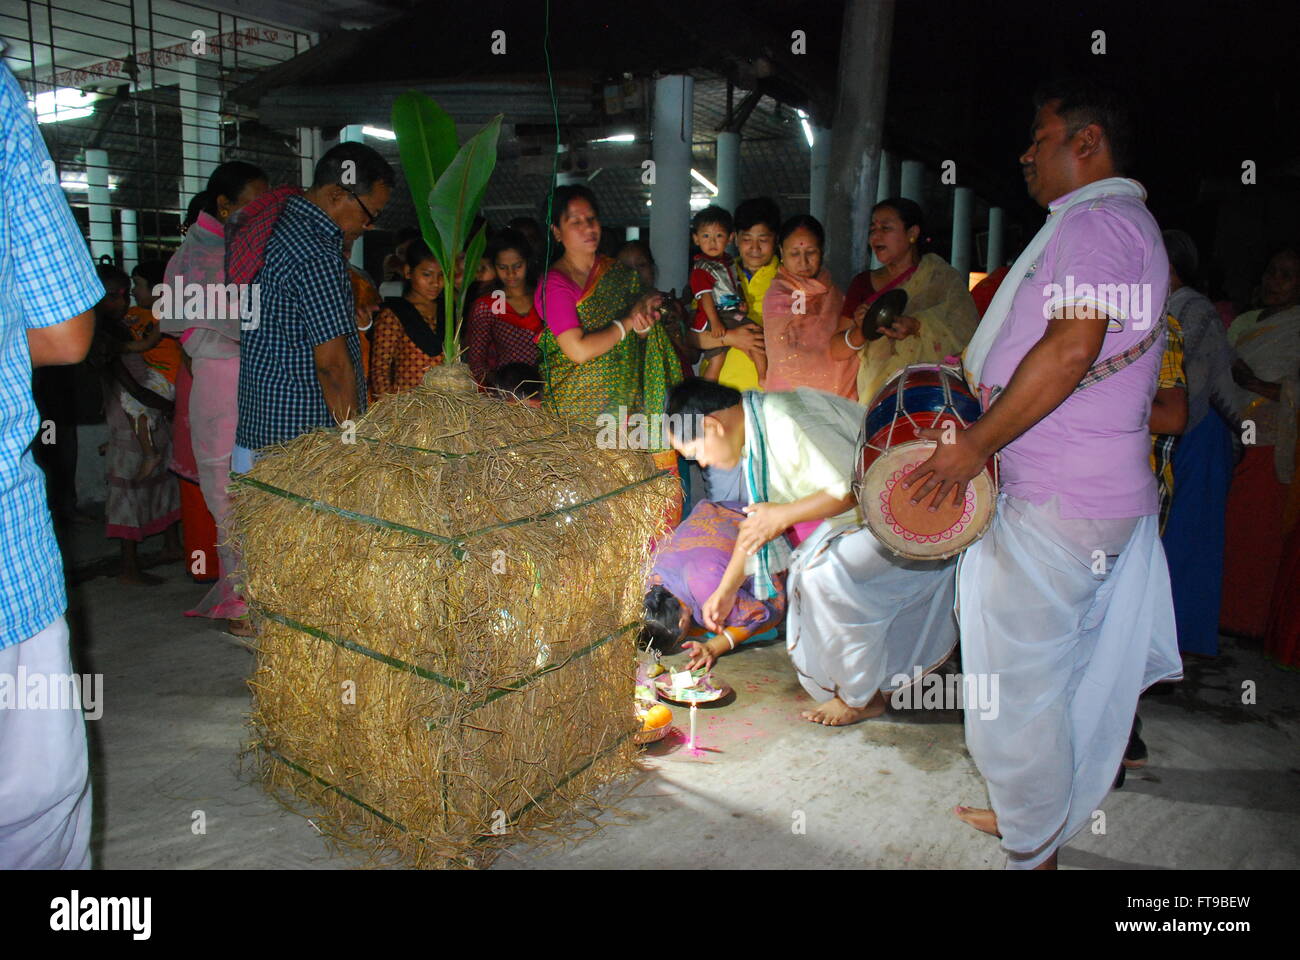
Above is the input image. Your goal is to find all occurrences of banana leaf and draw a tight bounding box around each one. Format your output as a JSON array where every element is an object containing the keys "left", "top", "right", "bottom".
[
  {"left": 427, "top": 115, "right": 502, "bottom": 275},
  {"left": 451, "top": 221, "right": 490, "bottom": 358},
  {"left": 391, "top": 91, "right": 458, "bottom": 264}
]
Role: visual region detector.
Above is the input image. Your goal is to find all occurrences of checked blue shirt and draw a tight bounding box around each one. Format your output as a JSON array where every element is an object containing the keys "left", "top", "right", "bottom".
[
  {"left": 0, "top": 62, "right": 104, "bottom": 649},
  {"left": 236, "top": 193, "right": 365, "bottom": 449}
]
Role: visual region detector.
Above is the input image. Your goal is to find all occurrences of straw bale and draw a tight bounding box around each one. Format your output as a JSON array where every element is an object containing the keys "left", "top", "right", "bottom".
[{"left": 231, "top": 365, "right": 673, "bottom": 868}]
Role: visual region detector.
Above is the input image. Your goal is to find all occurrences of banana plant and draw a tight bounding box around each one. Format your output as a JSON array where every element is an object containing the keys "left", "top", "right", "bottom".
[{"left": 391, "top": 91, "right": 502, "bottom": 361}]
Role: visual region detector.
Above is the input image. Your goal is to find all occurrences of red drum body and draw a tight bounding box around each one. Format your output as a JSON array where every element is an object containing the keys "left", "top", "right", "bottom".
[{"left": 853, "top": 364, "right": 997, "bottom": 560}]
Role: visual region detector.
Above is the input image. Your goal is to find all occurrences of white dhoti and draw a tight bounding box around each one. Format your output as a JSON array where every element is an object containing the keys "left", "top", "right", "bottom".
[
  {"left": 958, "top": 495, "right": 1182, "bottom": 869},
  {"left": 786, "top": 521, "right": 958, "bottom": 708},
  {"left": 0, "top": 616, "right": 92, "bottom": 869}
]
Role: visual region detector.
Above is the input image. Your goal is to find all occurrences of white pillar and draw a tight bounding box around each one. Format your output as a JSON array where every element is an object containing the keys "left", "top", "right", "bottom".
[
  {"left": 951, "top": 186, "right": 974, "bottom": 275},
  {"left": 875, "top": 149, "right": 895, "bottom": 203},
  {"left": 85, "top": 149, "right": 113, "bottom": 262},
  {"left": 299, "top": 127, "right": 321, "bottom": 188},
  {"left": 119, "top": 209, "right": 139, "bottom": 274},
  {"left": 900, "top": 159, "right": 924, "bottom": 205},
  {"left": 650, "top": 74, "right": 694, "bottom": 295},
  {"left": 823, "top": 0, "right": 895, "bottom": 286},
  {"left": 177, "top": 60, "right": 222, "bottom": 209},
  {"left": 715, "top": 130, "right": 740, "bottom": 216},
  {"left": 871, "top": 150, "right": 895, "bottom": 268},
  {"left": 809, "top": 125, "right": 832, "bottom": 225},
  {"left": 341, "top": 125, "right": 366, "bottom": 269},
  {"left": 987, "top": 205, "right": 1005, "bottom": 270}
]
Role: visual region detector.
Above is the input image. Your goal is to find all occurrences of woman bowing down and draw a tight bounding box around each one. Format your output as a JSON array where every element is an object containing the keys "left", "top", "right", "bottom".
[{"left": 665, "top": 377, "right": 957, "bottom": 726}]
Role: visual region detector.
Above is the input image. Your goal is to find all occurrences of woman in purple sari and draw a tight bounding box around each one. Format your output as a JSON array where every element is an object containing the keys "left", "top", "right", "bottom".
[{"left": 642, "top": 500, "right": 786, "bottom": 670}]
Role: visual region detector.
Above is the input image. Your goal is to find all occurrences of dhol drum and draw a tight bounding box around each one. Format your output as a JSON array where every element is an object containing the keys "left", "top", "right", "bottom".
[{"left": 852, "top": 363, "right": 997, "bottom": 560}]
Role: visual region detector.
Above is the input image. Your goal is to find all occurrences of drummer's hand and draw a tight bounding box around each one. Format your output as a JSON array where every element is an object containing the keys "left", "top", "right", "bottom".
[
  {"left": 853, "top": 302, "right": 871, "bottom": 326},
  {"left": 701, "top": 588, "right": 737, "bottom": 633},
  {"left": 904, "top": 426, "right": 989, "bottom": 510},
  {"left": 879, "top": 315, "right": 921, "bottom": 340},
  {"left": 682, "top": 639, "right": 717, "bottom": 672},
  {"left": 738, "top": 502, "right": 789, "bottom": 554}
]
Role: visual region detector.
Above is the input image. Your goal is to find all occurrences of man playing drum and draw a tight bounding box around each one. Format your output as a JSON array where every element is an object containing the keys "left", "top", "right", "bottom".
[
  {"left": 905, "top": 78, "right": 1182, "bottom": 869},
  {"left": 664, "top": 377, "right": 956, "bottom": 726}
]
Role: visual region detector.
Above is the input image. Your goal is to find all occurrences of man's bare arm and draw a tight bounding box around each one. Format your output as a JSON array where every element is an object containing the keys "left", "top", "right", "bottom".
[
  {"left": 313, "top": 336, "right": 359, "bottom": 425},
  {"left": 904, "top": 305, "right": 1111, "bottom": 507},
  {"left": 965, "top": 306, "right": 1109, "bottom": 456},
  {"left": 28, "top": 309, "right": 94, "bottom": 367}
]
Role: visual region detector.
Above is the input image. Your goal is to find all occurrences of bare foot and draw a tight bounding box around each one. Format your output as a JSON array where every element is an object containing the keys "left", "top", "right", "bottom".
[
  {"left": 954, "top": 805, "right": 1001, "bottom": 838},
  {"left": 225, "top": 618, "right": 255, "bottom": 637},
  {"left": 800, "top": 691, "right": 886, "bottom": 726},
  {"left": 117, "top": 569, "right": 164, "bottom": 586}
]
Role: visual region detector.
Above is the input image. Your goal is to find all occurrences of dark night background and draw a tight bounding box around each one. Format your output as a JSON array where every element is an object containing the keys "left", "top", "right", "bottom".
[{"left": 290, "top": 0, "right": 1299, "bottom": 301}]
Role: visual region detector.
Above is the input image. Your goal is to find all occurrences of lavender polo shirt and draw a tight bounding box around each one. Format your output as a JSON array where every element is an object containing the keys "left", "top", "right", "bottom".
[{"left": 979, "top": 188, "right": 1168, "bottom": 519}]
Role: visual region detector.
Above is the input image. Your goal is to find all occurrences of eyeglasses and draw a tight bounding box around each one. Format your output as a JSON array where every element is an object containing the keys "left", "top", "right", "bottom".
[{"left": 345, "top": 188, "right": 377, "bottom": 227}]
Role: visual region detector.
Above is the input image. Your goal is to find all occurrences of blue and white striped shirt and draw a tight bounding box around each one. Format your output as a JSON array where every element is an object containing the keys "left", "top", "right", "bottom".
[
  {"left": 0, "top": 62, "right": 104, "bottom": 649},
  {"left": 236, "top": 194, "right": 364, "bottom": 449}
]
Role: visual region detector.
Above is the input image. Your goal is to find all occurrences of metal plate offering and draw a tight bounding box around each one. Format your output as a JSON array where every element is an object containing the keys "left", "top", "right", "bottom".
[{"left": 653, "top": 667, "right": 731, "bottom": 704}]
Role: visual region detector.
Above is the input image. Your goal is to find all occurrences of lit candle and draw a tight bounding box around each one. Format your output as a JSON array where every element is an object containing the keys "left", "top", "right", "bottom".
[{"left": 689, "top": 703, "right": 697, "bottom": 749}]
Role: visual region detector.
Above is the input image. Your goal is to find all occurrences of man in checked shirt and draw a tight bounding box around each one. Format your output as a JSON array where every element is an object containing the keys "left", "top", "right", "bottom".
[{"left": 0, "top": 57, "right": 102, "bottom": 869}]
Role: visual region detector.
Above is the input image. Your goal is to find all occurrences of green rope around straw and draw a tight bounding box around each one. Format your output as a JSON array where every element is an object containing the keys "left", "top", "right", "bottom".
[
  {"left": 261, "top": 730, "right": 633, "bottom": 863},
  {"left": 231, "top": 470, "right": 669, "bottom": 550},
  {"left": 258, "top": 609, "right": 636, "bottom": 712}
]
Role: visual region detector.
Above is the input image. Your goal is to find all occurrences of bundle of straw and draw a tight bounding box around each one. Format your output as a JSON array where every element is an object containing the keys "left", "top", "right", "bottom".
[{"left": 230, "top": 365, "right": 674, "bottom": 868}]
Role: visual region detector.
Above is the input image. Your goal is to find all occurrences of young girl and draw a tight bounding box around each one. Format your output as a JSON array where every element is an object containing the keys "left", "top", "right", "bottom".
[
  {"left": 466, "top": 229, "right": 542, "bottom": 384},
  {"left": 641, "top": 499, "right": 786, "bottom": 671},
  {"left": 123, "top": 261, "right": 182, "bottom": 480},
  {"left": 369, "top": 239, "right": 446, "bottom": 399},
  {"left": 92, "top": 264, "right": 181, "bottom": 584}
]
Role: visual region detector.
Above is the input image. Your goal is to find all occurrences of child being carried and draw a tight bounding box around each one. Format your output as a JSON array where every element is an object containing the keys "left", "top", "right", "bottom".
[{"left": 689, "top": 206, "right": 767, "bottom": 385}]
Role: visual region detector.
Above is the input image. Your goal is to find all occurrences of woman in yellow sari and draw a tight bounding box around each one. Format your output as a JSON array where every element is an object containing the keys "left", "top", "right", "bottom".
[
  {"left": 829, "top": 198, "right": 979, "bottom": 404},
  {"left": 536, "top": 185, "right": 684, "bottom": 522}
]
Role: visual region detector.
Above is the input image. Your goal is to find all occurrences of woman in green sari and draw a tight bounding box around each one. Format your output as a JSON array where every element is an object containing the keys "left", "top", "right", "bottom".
[{"left": 536, "top": 185, "right": 685, "bottom": 522}]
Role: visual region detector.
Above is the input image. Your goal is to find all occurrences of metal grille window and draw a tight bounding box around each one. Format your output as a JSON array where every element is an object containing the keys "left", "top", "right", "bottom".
[{"left": 0, "top": 0, "right": 315, "bottom": 270}]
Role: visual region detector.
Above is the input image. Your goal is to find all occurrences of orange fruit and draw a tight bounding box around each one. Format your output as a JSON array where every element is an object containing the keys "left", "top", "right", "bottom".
[{"left": 642, "top": 704, "right": 673, "bottom": 730}]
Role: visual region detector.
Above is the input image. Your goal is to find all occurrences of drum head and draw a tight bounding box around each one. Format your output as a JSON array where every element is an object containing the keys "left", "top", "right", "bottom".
[{"left": 860, "top": 441, "right": 995, "bottom": 560}]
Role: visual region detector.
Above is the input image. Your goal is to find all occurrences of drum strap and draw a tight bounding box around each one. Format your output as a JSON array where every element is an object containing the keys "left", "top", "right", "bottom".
[{"left": 1072, "top": 315, "right": 1167, "bottom": 394}]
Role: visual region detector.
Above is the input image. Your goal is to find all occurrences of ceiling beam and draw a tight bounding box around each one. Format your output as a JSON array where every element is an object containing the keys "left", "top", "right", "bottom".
[{"left": 193, "top": 0, "right": 404, "bottom": 33}]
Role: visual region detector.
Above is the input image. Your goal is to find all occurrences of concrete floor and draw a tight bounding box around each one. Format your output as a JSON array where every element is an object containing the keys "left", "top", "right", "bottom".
[{"left": 63, "top": 520, "right": 1300, "bottom": 870}]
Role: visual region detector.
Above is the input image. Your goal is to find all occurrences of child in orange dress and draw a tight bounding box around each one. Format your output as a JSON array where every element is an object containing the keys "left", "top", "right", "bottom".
[{"left": 123, "top": 262, "right": 183, "bottom": 479}]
